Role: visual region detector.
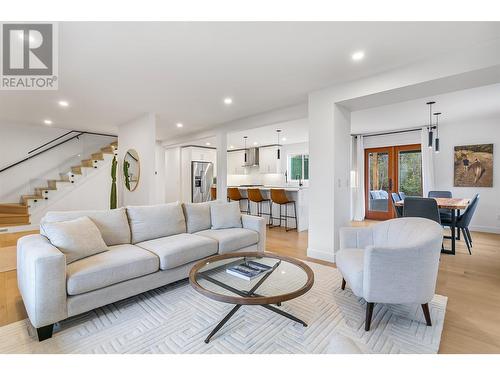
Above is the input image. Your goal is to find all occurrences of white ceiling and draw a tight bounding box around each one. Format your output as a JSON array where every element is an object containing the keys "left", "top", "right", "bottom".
[
  {"left": 351, "top": 83, "right": 500, "bottom": 134},
  {"left": 1, "top": 22, "right": 500, "bottom": 140},
  {"left": 175, "top": 117, "right": 308, "bottom": 150},
  {"left": 227, "top": 118, "right": 308, "bottom": 149}
]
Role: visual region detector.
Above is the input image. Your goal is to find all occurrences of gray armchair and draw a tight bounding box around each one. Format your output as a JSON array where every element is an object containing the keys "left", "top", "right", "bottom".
[{"left": 336, "top": 218, "right": 443, "bottom": 331}]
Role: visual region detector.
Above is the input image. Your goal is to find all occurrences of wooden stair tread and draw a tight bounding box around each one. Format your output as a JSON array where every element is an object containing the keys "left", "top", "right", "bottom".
[
  {"left": 0, "top": 203, "right": 29, "bottom": 215},
  {"left": 101, "top": 146, "right": 115, "bottom": 154},
  {"left": 0, "top": 213, "right": 29, "bottom": 217},
  {"left": 21, "top": 195, "right": 43, "bottom": 199},
  {"left": 0, "top": 221, "right": 30, "bottom": 227}
]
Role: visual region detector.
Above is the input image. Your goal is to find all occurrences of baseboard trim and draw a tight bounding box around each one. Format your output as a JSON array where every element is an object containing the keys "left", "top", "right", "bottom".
[
  {"left": 307, "top": 247, "right": 335, "bottom": 263},
  {"left": 469, "top": 225, "right": 500, "bottom": 234}
]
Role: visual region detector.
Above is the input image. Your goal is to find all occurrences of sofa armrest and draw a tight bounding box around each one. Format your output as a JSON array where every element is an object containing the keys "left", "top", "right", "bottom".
[
  {"left": 17, "top": 234, "right": 68, "bottom": 328},
  {"left": 241, "top": 214, "right": 266, "bottom": 252},
  {"left": 339, "top": 227, "right": 373, "bottom": 249}
]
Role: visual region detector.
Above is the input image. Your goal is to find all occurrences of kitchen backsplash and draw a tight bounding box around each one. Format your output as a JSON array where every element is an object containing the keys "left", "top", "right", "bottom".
[{"left": 227, "top": 170, "right": 306, "bottom": 187}]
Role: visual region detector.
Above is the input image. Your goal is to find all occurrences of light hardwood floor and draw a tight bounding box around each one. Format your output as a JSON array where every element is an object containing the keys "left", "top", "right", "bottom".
[{"left": 1, "top": 225, "right": 500, "bottom": 353}]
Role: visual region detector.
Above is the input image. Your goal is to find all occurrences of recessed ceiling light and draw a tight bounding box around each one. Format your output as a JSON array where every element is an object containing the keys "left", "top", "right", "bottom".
[
  {"left": 205, "top": 142, "right": 211, "bottom": 146},
  {"left": 253, "top": 142, "right": 258, "bottom": 146},
  {"left": 229, "top": 145, "right": 234, "bottom": 149},
  {"left": 58, "top": 100, "right": 69, "bottom": 107},
  {"left": 176, "top": 123, "right": 183, "bottom": 128},
  {"left": 223, "top": 97, "right": 233, "bottom": 105},
  {"left": 43, "top": 119, "right": 53, "bottom": 125},
  {"left": 351, "top": 51, "right": 365, "bottom": 61},
  {"left": 282, "top": 137, "right": 287, "bottom": 141}
]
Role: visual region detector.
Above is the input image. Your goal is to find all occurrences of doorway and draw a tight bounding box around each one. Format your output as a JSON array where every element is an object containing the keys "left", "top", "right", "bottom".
[{"left": 364, "top": 144, "right": 422, "bottom": 220}]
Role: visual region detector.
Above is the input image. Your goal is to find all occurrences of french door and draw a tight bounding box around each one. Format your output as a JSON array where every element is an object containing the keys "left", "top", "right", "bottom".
[{"left": 364, "top": 144, "right": 422, "bottom": 220}]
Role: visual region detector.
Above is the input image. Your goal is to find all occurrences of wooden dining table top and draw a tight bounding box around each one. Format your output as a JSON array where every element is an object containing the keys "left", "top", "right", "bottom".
[{"left": 395, "top": 197, "right": 470, "bottom": 210}]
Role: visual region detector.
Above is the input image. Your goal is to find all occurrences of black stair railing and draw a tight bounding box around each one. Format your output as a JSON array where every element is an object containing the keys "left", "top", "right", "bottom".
[{"left": 0, "top": 130, "right": 117, "bottom": 174}]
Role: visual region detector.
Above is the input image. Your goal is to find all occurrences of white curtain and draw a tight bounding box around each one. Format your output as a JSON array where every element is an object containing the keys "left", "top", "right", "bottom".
[
  {"left": 421, "top": 127, "right": 435, "bottom": 197},
  {"left": 353, "top": 135, "right": 365, "bottom": 221}
]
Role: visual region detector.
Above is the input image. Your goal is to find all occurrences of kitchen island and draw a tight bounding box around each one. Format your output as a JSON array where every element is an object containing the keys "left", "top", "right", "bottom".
[{"left": 229, "top": 186, "right": 309, "bottom": 232}]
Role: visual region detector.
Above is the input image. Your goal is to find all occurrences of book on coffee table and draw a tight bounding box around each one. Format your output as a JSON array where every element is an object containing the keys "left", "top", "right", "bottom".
[{"left": 226, "top": 261, "right": 272, "bottom": 281}]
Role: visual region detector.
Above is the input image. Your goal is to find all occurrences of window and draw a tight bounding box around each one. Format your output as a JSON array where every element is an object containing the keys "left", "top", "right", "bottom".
[{"left": 289, "top": 154, "right": 309, "bottom": 180}]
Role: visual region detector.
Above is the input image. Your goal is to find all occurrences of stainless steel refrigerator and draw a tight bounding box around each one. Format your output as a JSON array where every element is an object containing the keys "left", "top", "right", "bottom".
[{"left": 191, "top": 161, "right": 214, "bottom": 203}]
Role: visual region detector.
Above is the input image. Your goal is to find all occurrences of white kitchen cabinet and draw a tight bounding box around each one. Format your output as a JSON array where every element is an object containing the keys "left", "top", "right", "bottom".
[
  {"left": 227, "top": 150, "right": 246, "bottom": 175},
  {"left": 259, "top": 146, "right": 281, "bottom": 174}
]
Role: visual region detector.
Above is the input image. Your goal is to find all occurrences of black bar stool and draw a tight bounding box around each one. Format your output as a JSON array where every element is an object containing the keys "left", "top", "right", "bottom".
[
  {"left": 270, "top": 189, "right": 297, "bottom": 231},
  {"left": 247, "top": 188, "right": 272, "bottom": 225},
  {"left": 227, "top": 187, "right": 249, "bottom": 214}
]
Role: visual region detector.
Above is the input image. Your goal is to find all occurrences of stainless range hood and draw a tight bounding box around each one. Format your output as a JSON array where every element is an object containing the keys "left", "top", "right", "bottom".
[{"left": 243, "top": 147, "right": 259, "bottom": 167}]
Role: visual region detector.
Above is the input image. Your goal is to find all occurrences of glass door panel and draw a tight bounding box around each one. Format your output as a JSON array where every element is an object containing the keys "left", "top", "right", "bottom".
[
  {"left": 397, "top": 148, "right": 423, "bottom": 197},
  {"left": 364, "top": 144, "right": 422, "bottom": 220},
  {"left": 366, "top": 149, "right": 392, "bottom": 219}
]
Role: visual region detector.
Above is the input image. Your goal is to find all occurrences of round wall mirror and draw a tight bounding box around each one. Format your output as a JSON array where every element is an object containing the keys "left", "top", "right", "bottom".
[{"left": 123, "top": 149, "right": 140, "bottom": 191}]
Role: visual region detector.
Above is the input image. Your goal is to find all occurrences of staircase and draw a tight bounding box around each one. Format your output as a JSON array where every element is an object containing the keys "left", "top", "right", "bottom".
[{"left": 0, "top": 140, "right": 118, "bottom": 228}]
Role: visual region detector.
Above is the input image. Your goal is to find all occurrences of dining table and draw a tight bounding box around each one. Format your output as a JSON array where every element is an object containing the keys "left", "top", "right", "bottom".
[{"left": 395, "top": 197, "right": 470, "bottom": 255}]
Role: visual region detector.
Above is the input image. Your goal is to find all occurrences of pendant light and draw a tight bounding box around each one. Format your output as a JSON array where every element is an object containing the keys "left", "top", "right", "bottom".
[
  {"left": 243, "top": 136, "right": 248, "bottom": 163},
  {"left": 434, "top": 112, "right": 441, "bottom": 154},
  {"left": 276, "top": 129, "right": 282, "bottom": 159},
  {"left": 426, "top": 101, "right": 435, "bottom": 148}
]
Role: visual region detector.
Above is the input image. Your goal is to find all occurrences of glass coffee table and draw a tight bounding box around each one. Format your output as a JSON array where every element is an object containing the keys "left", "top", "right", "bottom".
[{"left": 189, "top": 251, "right": 314, "bottom": 343}]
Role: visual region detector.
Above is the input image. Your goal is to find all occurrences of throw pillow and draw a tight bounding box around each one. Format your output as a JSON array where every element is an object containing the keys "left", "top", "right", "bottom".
[
  {"left": 126, "top": 202, "right": 186, "bottom": 244},
  {"left": 41, "top": 216, "right": 109, "bottom": 264},
  {"left": 210, "top": 201, "right": 242, "bottom": 229},
  {"left": 182, "top": 202, "right": 212, "bottom": 233}
]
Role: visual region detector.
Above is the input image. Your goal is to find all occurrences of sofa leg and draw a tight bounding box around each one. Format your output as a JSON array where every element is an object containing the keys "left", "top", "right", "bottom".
[
  {"left": 365, "top": 302, "right": 374, "bottom": 331},
  {"left": 36, "top": 324, "right": 54, "bottom": 341},
  {"left": 341, "top": 278, "right": 346, "bottom": 290},
  {"left": 421, "top": 303, "right": 432, "bottom": 326}
]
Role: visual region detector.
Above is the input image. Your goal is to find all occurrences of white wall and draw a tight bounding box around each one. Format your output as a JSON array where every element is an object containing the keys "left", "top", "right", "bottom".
[
  {"left": 118, "top": 114, "right": 157, "bottom": 206},
  {"left": 434, "top": 118, "right": 500, "bottom": 233},
  {"left": 0, "top": 122, "right": 113, "bottom": 203},
  {"left": 165, "top": 146, "right": 181, "bottom": 203},
  {"left": 154, "top": 142, "right": 167, "bottom": 204}
]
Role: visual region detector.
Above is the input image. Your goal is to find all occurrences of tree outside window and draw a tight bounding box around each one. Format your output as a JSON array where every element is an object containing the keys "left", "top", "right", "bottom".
[{"left": 289, "top": 154, "right": 309, "bottom": 180}]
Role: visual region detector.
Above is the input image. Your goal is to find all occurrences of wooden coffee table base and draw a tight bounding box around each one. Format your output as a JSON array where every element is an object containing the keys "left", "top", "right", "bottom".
[{"left": 199, "top": 265, "right": 307, "bottom": 344}]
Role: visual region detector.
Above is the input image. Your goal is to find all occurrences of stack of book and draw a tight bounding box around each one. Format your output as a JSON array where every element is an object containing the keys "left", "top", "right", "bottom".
[{"left": 226, "top": 260, "right": 272, "bottom": 280}]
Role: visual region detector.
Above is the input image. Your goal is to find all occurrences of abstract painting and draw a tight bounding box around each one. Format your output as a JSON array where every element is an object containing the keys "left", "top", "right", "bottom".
[{"left": 454, "top": 144, "right": 494, "bottom": 187}]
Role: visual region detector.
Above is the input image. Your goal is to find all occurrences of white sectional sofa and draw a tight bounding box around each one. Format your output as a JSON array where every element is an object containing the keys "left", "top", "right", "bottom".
[{"left": 17, "top": 202, "right": 266, "bottom": 341}]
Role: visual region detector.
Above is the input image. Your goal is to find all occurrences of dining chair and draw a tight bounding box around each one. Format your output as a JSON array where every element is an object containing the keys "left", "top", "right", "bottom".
[
  {"left": 390, "top": 192, "right": 403, "bottom": 217},
  {"left": 441, "top": 194, "right": 480, "bottom": 255},
  {"left": 428, "top": 190, "right": 453, "bottom": 222},
  {"left": 403, "top": 197, "right": 441, "bottom": 224}
]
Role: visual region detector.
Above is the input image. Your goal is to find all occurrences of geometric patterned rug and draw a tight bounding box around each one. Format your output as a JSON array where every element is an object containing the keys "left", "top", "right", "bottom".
[{"left": 0, "top": 261, "right": 447, "bottom": 354}]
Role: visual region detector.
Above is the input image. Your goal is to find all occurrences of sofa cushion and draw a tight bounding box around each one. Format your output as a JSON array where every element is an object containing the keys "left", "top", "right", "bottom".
[
  {"left": 41, "top": 216, "right": 109, "bottom": 264},
  {"left": 210, "top": 202, "right": 242, "bottom": 229},
  {"left": 41, "top": 207, "right": 131, "bottom": 246},
  {"left": 335, "top": 248, "right": 364, "bottom": 297},
  {"left": 127, "top": 203, "right": 186, "bottom": 244},
  {"left": 66, "top": 244, "right": 159, "bottom": 295},
  {"left": 182, "top": 202, "right": 211, "bottom": 233},
  {"left": 136, "top": 233, "right": 218, "bottom": 270},
  {"left": 195, "top": 228, "right": 259, "bottom": 254}
]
